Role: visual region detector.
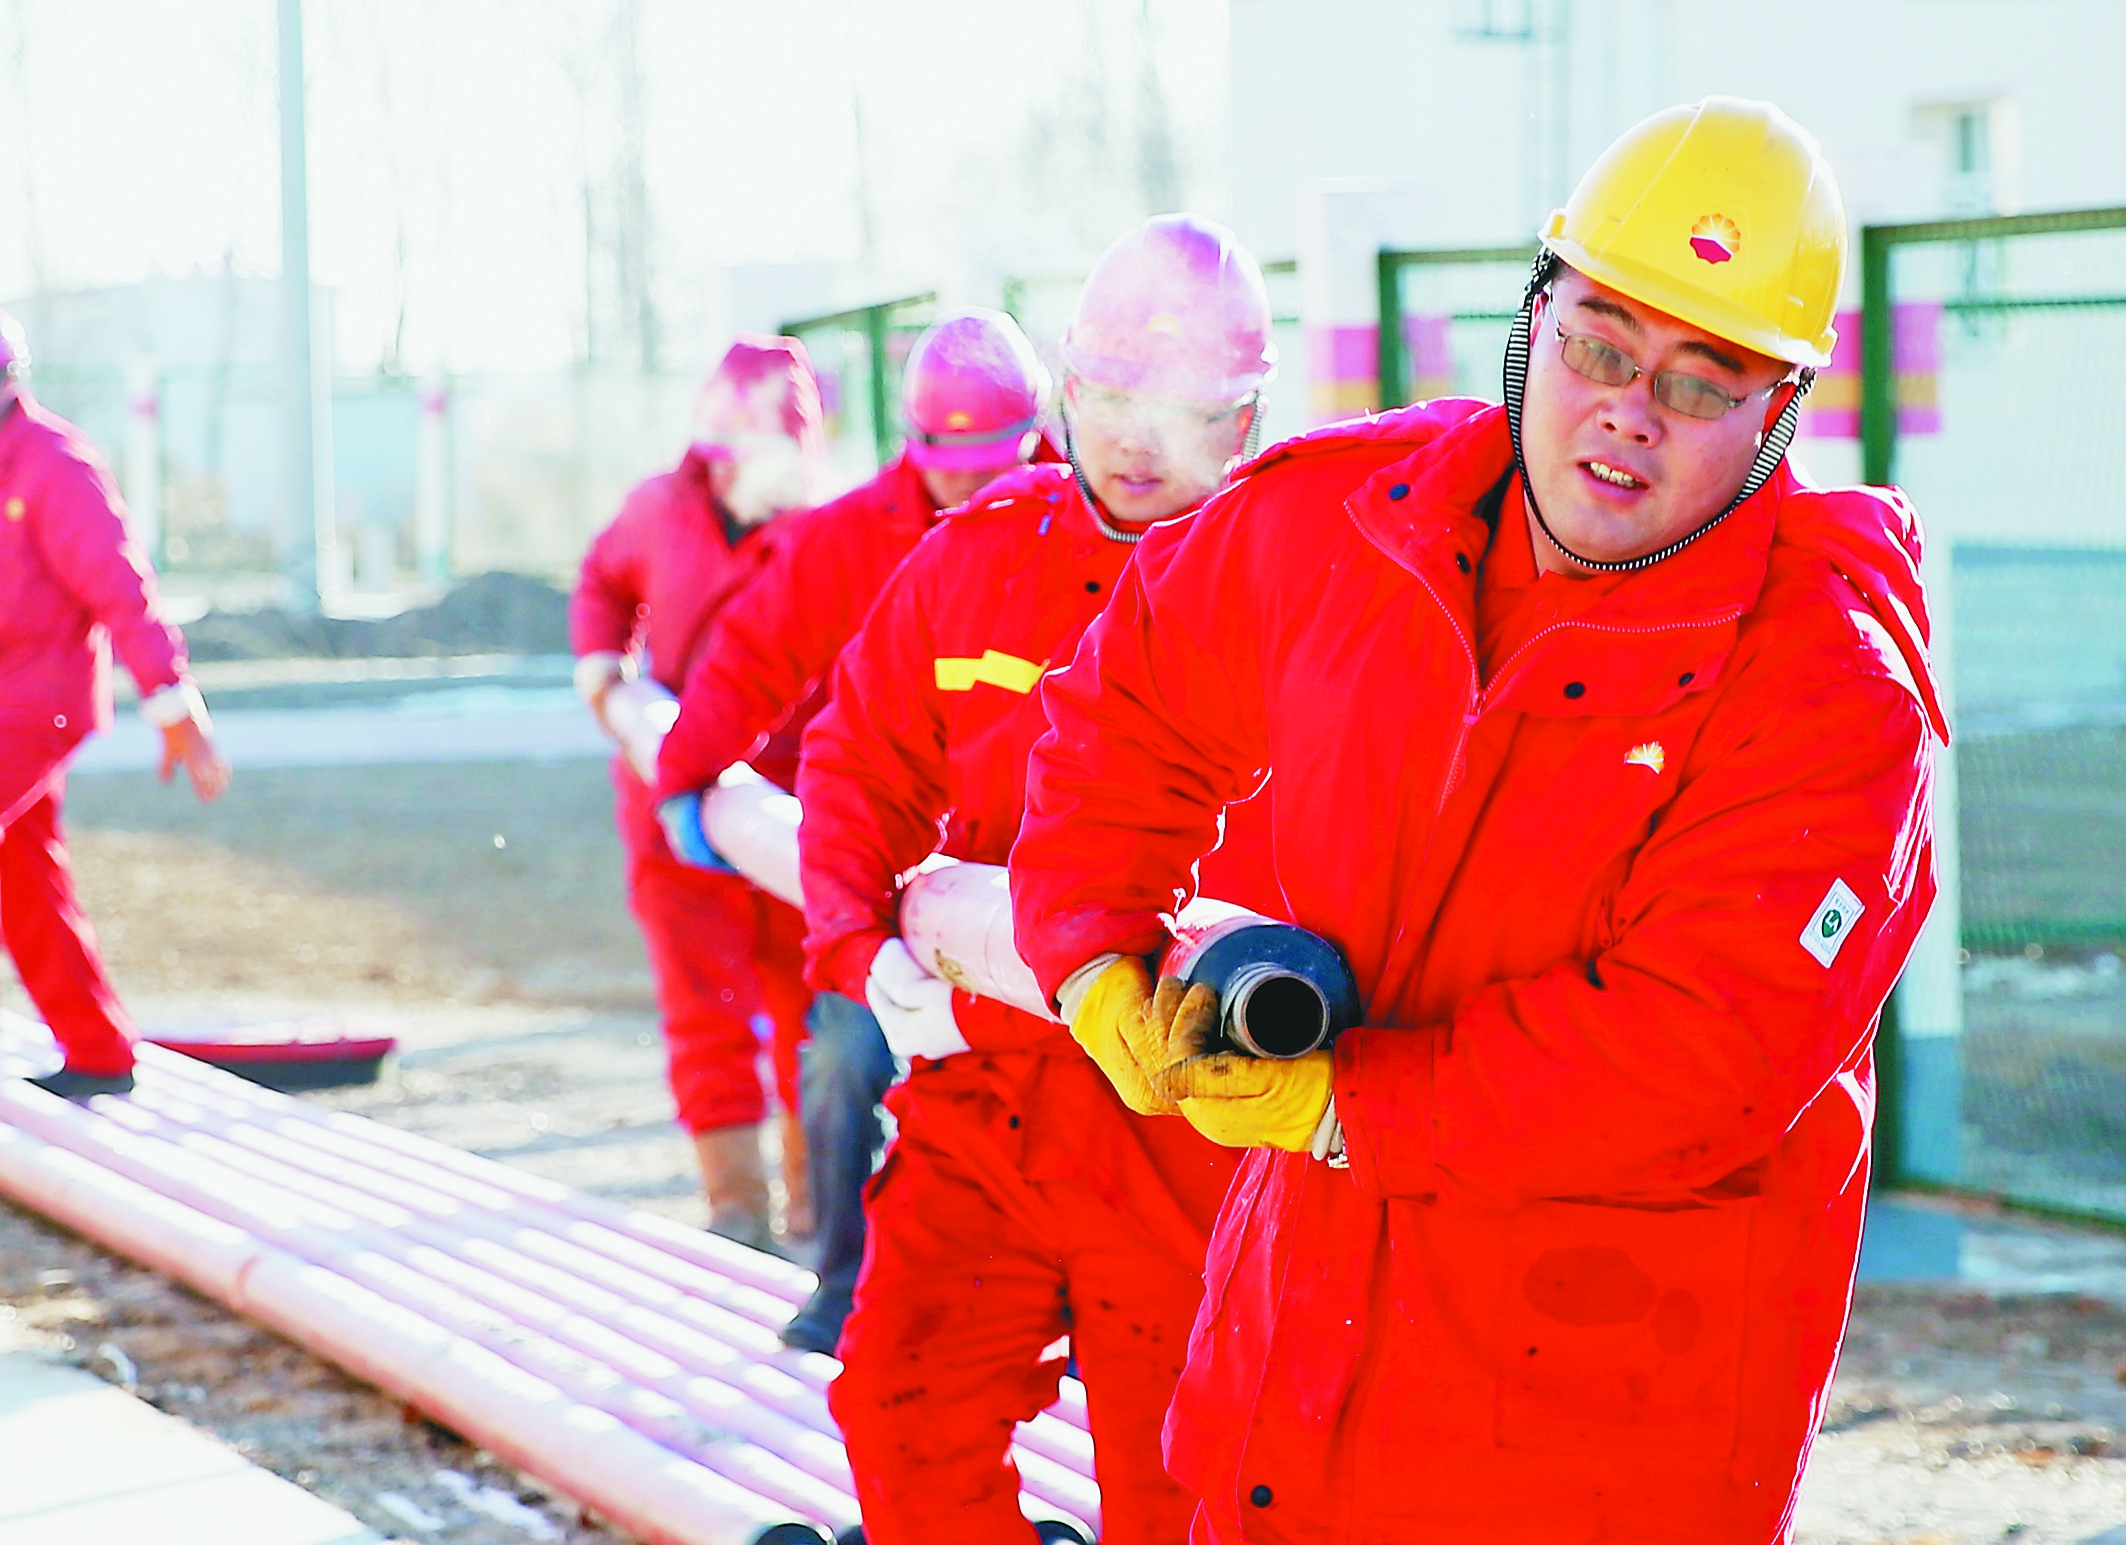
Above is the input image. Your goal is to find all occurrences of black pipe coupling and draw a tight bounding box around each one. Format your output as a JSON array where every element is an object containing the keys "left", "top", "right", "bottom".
[{"left": 1161, "top": 914, "right": 1361, "bottom": 1060}]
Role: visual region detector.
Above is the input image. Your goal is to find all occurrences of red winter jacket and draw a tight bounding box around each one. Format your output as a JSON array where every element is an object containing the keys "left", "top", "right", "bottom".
[
  {"left": 797, "top": 461, "right": 1144, "bottom": 1031},
  {"left": 652, "top": 452, "right": 941, "bottom": 803},
  {"left": 0, "top": 392, "right": 187, "bottom": 740},
  {"left": 1011, "top": 401, "right": 1944, "bottom": 1543},
  {"left": 797, "top": 457, "right": 1278, "bottom": 1042},
  {"left": 570, "top": 450, "right": 800, "bottom": 787}
]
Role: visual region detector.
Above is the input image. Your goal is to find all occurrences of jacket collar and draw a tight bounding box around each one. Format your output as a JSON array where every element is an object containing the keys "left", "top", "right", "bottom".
[
  {"left": 1345, "top": 405, "right": 1790, "bottom": 718},
  {"left": 1348, "top": 404, "right": 1779, "bottom": 639}
]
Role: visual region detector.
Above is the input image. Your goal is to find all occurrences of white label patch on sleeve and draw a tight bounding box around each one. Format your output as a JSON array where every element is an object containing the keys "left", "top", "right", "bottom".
[{"left": 1800, "top": 879, "right": 1867, "bottom": 968}]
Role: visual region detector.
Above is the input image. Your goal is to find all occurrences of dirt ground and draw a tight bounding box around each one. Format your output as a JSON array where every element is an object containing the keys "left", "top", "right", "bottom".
[{"left": 3, "top": 756, "right": 2126, "bottom": 1541}]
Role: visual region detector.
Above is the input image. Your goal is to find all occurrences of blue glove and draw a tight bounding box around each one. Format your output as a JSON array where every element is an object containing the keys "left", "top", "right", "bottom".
[{"left": 656, "top": 793, "right": 734, "bottom": 872}]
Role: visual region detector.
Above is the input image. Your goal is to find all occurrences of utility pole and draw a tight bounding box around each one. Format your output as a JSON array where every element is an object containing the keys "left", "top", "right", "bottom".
[{"left": 278, "top": 0, "right": 330, "bottom": 610}]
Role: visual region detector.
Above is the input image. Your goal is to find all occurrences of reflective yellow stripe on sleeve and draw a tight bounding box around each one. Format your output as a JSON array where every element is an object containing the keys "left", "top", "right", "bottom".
[{"left": 934, "top": 650, "right": 1047, "bottom": 695}]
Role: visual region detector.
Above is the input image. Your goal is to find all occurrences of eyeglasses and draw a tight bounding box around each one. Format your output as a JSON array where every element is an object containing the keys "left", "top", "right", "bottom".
[
  {"left": 1550, "top": 310, "right": 1776, "bottom": 422},
  {"left": 1069, "top": 378, "right": 1252, "bottom": 437}
]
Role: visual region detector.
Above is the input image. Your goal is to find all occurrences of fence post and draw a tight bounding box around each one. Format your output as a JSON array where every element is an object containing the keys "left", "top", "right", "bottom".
[
  {"left": 1376, "top": 251, "right": 1405, "bottom": 412},
  {"left": 1859, "top": 225, "right": 1896, "bottom": 488},
  {"left": 865, "top": 304, "right": 892, "bottom": 468},
  {"left": 415, "top": 374, "right": 452, "bottom": 584},
  {"left": 123, "top": 360, "right": 163, "bottom": 568}
]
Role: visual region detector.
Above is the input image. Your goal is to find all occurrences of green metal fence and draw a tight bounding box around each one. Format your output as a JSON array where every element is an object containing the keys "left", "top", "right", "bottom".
[
  {"left": 1381, "top": 219, "right": 2126, "bottom": 1222},
  {"left": 781, "top": 293, "right": 938, "bottom": 486},
  {"left": 1376, "top": 245, "right": 1537, "bottom": 410},
  {"left": 1861, "top": 207, "right": 2126, "bottom": 1218}
]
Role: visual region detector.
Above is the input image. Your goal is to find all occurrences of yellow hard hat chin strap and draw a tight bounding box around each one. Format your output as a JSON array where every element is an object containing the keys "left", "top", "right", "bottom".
[{"left": 1503, "top": 249, "right": 1816, "bottom": 574}]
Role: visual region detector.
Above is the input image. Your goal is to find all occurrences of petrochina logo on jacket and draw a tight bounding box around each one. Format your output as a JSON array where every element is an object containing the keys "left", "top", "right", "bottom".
[{"left": 1623, "top": 742, "right": 1666, "bottom": 774}]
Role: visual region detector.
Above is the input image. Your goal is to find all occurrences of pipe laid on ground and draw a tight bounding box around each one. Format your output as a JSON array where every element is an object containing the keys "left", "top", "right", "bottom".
[
  {"left": 0, "top": 1094, "right": 827, "bottom": 1545},
  {"left": 3, "top": 1083, "right": 856, "bottom": 1532},
  {"left": 105, "top": 1092, "right": 862, "bottom": 1525},
  {"left": 129, "top": 1054, "right": 1102, "bottom": 1521}
]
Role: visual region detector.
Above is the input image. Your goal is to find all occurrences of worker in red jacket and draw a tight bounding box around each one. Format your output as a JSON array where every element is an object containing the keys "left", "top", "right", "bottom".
[
  {"left": 796, "top": 215, "right": 1275, "bottom": 1545},
  {"left": 1012, "top": 100, "right": 1946, "bottom": 1542},
  {"left": 0, "top": 309, "right": 229, "bottom": 1099},
  {"left": 570, "top": 334, "right": 822, "bottom": 1250},
  {"left": 654, "top": 308, "right": 1052, "bottom": 1352}
]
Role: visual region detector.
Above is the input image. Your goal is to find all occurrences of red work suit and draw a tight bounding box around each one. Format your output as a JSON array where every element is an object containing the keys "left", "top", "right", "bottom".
[
  {"left": 0, "top": 391, "right": 191, "bottom": 1076},
  {"left": 1011, "top": 401, "right": 1946, "bottom": 1543},
  {"left": 796, "top": 461, "right": 1246, "bottom": 1544},
  {"left": 569, "top": 450, "right": 810, "bottom": 1131},
  {"left": 651, "top": 451, "right": 942, "bottom": 804}
]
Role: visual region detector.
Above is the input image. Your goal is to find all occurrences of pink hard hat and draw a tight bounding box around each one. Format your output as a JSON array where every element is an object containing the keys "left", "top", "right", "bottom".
[
  {"left": 1060, "top": 214, "right": 1277, "bottom": 403},
  {"left": 901, "top": 309, "right": 1049, "bottom": 473},
  {"left": 0, "top": 309, "right": 27, "bottom": 379},
  {"left": 691, "top": 333, "right": 825, "bottom": 457}
]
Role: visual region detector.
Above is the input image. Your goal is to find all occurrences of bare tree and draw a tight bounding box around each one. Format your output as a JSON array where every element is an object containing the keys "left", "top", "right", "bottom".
[
  {"left": 1134, "top": 0, "right": 1181, "bottom": 214},
  {"left": 3, "top": 0, "right": 49, "bottom": 328},
  {"left": 550, "top": 0, "right": 656, "bottom": 371}
]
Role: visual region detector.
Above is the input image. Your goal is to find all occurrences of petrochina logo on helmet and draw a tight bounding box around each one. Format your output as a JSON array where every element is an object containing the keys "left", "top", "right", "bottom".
[{"left": 1688, "top": 214, "right": 1740, "bottom": 265}]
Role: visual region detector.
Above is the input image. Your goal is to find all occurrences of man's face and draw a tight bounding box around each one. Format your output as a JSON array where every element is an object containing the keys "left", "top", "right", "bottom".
[
  {"left": 703, "top": 432, "right": 809, "bottom": 526},
  {"left": 1065, "top": 376, "right": 1254, "bottom": 525},
  {"left": 1520, "top": 268, "right": 1789, "bottom": 574},
  {"left": 919, "top": 460, "right": 1020, "bottom": 512}
]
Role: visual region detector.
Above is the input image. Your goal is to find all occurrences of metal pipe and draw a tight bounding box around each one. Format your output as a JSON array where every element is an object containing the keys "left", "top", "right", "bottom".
[
  {"left": 898, "top": 861, "right": 1360, "bottom": 1057},
  {"left": 128, "top": 1046, "right": 1102, "bottom": 1506},
  {"left": 1161, "top": 912, "right": 1363, "bottom": 1060},
  {"left": 0, "top": 1093, "right": 827, "bottom": 1545},
  {"left": 600, "top": 677, "right": 680, "bottom": 784},
  {"left": 701, "top": 765, "right": 805, "bottom": 909},
  {"left": 4, "top": 1085, "right": 853, "bottom": 1532}
]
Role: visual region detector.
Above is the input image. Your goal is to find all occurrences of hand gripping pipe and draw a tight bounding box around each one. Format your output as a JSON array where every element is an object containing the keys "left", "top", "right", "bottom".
[
  {"left": 600, "top": 677, "right": 681, "bottom": 784},
  {"left": 898, "top": 871, "right": 1361, "bottom": 1060},
  {"left": 678, "top": 770, "right": 1360, "bottom": 1059},
  {"left": 700, "top": 765, "right": 805, "bottom": 909}
]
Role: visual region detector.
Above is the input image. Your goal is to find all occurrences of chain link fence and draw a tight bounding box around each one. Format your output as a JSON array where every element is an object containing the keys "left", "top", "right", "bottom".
[
  {"left": 1381, "top": 217, "right": 2126, "bottom": 1222},
  {"left": 1864, "top": 207, "right": 2126, "bottom": 1219}
]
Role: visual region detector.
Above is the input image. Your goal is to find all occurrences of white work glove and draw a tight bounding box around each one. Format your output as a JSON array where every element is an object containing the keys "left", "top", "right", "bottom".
[
  {"left": 865, "top": 938, "right": 971, "bottom": 1062},
  {"left": 573, "top": 650, "right": 627, "bottom": 716}
]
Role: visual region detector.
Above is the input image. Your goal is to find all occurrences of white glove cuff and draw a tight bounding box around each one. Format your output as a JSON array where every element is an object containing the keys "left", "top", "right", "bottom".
[
  {"left": 1308, "top": 1095, "right": 1347, "bottom": 1168},
  {"left": 573, "top": 651, "right": 628, "bottom": 709},
  {"left": 141, "top": 680, "right": 209, "bottom": 732},
  {"left": 1055, "top": 952, "right": 1126, "bottom": 1024}
]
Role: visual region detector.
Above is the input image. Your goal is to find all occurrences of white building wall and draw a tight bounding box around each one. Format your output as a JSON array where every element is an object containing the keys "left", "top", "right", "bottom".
[
  {"left": 1233, "top": 0, "right": 2126, "bottom": 261},
  {"left": 1231, "top": 0, "right": 2126, "bottom": 442}
]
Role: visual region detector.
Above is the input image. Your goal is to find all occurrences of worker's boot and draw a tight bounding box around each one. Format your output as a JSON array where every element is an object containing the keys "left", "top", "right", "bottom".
[
  {"left": 692, "top": 1123, "right": 776, "bottom": 1254},
  {"left": 774, "top": 1106, "right": 815, "bottom": 1243}
]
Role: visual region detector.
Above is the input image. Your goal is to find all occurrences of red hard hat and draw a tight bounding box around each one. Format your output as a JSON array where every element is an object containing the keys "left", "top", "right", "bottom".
[
  {"left": 901, "top": 309, "right": 1048, "bottom": 473},
  {"left": 1060, "top": 214, "right": 1276, "bottom": 403},
  {"left": 691, "top": 333, "right": 825, "bottom": 457},
  {"left": 0, "top": 309, "right": 27, "bottom": 379}
]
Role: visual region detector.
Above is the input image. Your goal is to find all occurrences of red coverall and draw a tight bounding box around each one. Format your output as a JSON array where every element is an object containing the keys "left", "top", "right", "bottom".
[
  {"left": 570, "top": 450, "right": 811, "bottom": 1131},
  {"left": 796, "top": 460, "right": 1247, "bottom": 1544},
  {"left": 652, "top": 450, "right": 942, "bottom": 803},
  {"left": 0, "top": 391, "right": 191, "bottom": 1076},
  {"left": 1012, "top": 400, "right": 1946, "bottom": 1544}
]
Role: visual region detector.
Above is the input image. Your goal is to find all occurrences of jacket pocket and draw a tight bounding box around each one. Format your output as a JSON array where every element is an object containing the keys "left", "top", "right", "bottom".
[{"left": 1495, "top": 1196, "right": 1757, "bottom": 1461}]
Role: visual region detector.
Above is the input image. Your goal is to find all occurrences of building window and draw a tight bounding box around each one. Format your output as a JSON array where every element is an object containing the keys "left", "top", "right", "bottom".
[{"left": 1451, "top": 0, "right": 1535, "bottom": 39}]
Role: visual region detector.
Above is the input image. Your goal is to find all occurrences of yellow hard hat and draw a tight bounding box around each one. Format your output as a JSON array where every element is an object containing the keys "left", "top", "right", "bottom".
[{"left": 1541, "top": 96, "right": 1846, "bottom": 369}]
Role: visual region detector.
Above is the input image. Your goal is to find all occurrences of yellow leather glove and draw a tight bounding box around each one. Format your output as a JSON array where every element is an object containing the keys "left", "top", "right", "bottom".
[
  {"left": 1160, "top": 1047, "right": 1335, "bottom": 1152},
  {"left": 1067, "top": 957, "right": 1217, "bottom": 1117}
]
